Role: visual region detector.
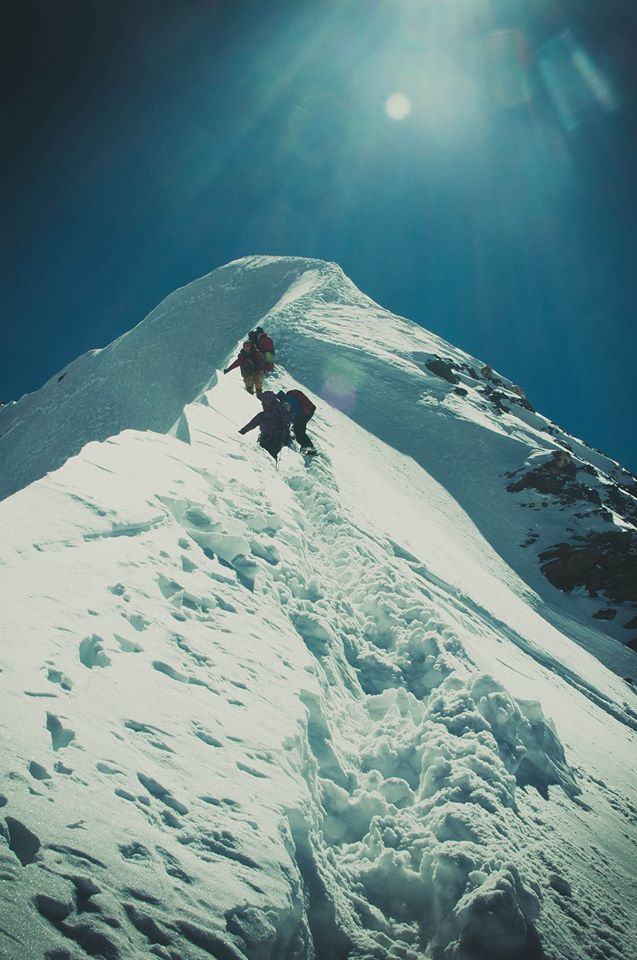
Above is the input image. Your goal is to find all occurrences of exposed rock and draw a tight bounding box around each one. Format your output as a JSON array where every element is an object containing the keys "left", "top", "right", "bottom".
[
  {"left": 480, "top": 385, "right": 510, "bottom": 415},
  {"left": 507, "top": 449, "right": 637, "bottom": 638},
  {"left": 604, "top": 484, "right": 637, "bottom": 525},
  {"left": 515, "top": 394, "right": 535, "bottom": 412},
  {"left": 507, "top": 451, "right": 600, "bottom": 506},
  {"left": 538, "top": 531, "right": 637, "bottom": 605},
  {"left": 425, "top": 357, "right": 459, "bottom": 385},
  {"left": 592, "top": 608, "right": 617, "bottom": 621},
  {"left": 507, "top": 383, "right": 535, "bottom": 412}
]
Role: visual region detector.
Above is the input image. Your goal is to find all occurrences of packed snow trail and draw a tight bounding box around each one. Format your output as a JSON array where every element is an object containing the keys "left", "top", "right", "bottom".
[{"left": 1, "top": 353, "right": 636, "bottom": 960}]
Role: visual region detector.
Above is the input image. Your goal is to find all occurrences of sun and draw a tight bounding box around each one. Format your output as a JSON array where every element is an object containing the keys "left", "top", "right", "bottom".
[{"left": 385, "top": 92, "right": 412, "bottom": 121}]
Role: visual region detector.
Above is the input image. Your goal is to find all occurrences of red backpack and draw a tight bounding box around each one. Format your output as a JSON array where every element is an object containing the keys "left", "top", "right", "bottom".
[
  {"left": 258, "top": 332, "right": 274, "bottom": 354},
  {"left": 286, "top": 389, "right": 315, "bottom": 417}
]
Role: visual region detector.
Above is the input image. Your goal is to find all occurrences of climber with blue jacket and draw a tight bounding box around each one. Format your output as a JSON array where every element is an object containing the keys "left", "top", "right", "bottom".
[{"left": 238, "top": 391, "right": 291, "bottom": 461}]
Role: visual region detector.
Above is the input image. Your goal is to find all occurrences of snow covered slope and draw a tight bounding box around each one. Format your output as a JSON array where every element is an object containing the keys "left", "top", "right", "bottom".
[
  {"left": 1, "top": 257, "right": 636, "bottom": 960},
  {"left": 1, "top": 257, "right": 636, "bottom": 657}
]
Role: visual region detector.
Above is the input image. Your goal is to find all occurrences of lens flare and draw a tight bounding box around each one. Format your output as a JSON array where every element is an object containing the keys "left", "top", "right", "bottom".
[
  {"left": 539, "top": 30, "right": 618, "bottom": 131},
  {"left": 485, "top": 29, "right": 532, "bottom": 107},
  {"left": 321, "top": 357, "right": 363, "bottom": 413}
]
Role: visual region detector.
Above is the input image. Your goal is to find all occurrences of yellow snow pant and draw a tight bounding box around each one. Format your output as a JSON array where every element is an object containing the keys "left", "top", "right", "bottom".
[{"left": 244, "top": 370, "right": 265, "bottom": 394}]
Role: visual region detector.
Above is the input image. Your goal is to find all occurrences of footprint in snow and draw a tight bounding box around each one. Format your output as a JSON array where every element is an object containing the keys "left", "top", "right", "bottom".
[
  {"left": 2, "top": 817, "right": 41, "bottom": 866},
  {"left": 157, "top": 574, "right": 183, "bottom": 599},
  {"left": 152, "top": 660, "right": 190, "bottom": 684},
  {"left": 250, "top": 751, "right": 275, "bottom": 764},
  {"left": 46, "top": 713, "right": 75, "bottom": 751},
  {"left": 156, "top": 845, "right": 192, "bottom": 884},
  {"left": 200, "top": 794, "right": 240, "bottom": 808},
  {"left": 123, "top": 613, "right": 150, "bottom": 632},
  {"left": 119, "top": 841, "right": 152, "bottom": 862},
  {"left": 193, "top": 726, "right": 223, "bottom": 748},
  {"left": 236, "top": 761, "right": 268, "bottom": 779},
  {"left": 137, "top": 772, "right": 189, "bottom": 815},
  {"left": 28, "top": 761, "right": 51, "bottom": 782},
  {"left": 114, "top": 633, "right": 143, "bottom": 653},
  {"left": 115, "top": 788, "right": 139, "bottom": 805},
  {"left": 46, "top": 668, "right": 73, "bottom": 690},
  {"left": 79, "top": 635, "right": 110, "bottom": 669},
  {"left": 96, "top": 761, "right": 124, "bottom": 776},
  {"left": 122, "top": 719, "right": 175, "bottom": 754}
]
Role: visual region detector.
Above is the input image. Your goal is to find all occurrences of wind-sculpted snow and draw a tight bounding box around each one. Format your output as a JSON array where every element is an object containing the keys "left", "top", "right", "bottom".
[{"left": 1, "top": 366, "right": 636, "bottom": 960}]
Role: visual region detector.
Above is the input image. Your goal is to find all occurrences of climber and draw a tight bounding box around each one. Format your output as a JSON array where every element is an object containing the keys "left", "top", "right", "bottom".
[
  {"left": 238, "top": 391, "right": 291, "bottom": 461},
  {"left": 278, "top": 389, "right": 317, "bottom": 455},
  {"left": 249, "top": 327, "right": 275, "bottom": 373},
  {"left": 223, "top": 341, "right": 266, "bottom": 394}
]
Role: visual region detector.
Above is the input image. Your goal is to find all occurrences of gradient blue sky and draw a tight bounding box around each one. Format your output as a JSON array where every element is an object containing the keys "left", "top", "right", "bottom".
[{"left": 3, "top": 0, "right": 636, "bottom": 470}]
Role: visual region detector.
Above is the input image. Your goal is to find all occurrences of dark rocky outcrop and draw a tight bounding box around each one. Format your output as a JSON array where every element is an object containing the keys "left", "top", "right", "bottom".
[
  {"left": 604, "top": 484, "right": 637, "bottom": 526},
  {"left": 538, "top": 530, "right": 637, "bottom": 605},
  {"left": 477, "top": 366, "right": 535, "bottom": 412},
  {"left": 425, "top": 357, "right": 459, "bottom": 384},
  {"left": 479, "top": 385, "right": 511, "bottom": 415},
  {"left": 506, "top": 450, "right": 637, "bottom": 646},
  {"left": 592, "top": 608, "right": 617, "bottom": 621},
  {"left": 506, "top": 452, "right": 601, "bottom": 507}
]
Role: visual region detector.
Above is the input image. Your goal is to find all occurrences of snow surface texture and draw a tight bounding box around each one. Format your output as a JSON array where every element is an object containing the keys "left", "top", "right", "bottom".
[{"left": 0, "top": 257, "right": 636, "bottom": 960}]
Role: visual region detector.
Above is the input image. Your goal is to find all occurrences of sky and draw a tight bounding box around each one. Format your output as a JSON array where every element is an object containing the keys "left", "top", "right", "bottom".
[{"left": 2, "top": 0, "right": 637, "bottom": 470}]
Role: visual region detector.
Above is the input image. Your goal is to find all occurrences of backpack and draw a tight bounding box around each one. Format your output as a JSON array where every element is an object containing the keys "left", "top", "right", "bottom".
[
  {"left": 258, "top": 332, "right": 274, "bottom": 354},
  {"left": 240, "top": 344, "right": 266, "bottom": 376},
  {"left": 286, "top": 390, "right": 315, "bottom": 417},
  {"left": 240, "top": 348, "right": 256, "bottom": 376}
]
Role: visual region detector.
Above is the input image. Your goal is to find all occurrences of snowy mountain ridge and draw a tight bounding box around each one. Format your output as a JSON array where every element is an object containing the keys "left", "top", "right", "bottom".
[
  {"left": 2, "top": 256, "right": 636, "bottom": 654},
  {"left": 0, "top": 256, "right": 636, "bottom": 960}
]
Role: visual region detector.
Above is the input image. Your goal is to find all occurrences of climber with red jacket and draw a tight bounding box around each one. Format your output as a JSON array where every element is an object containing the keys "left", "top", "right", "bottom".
[
  {"left": 249, "top": 327, "right": 275, "bottom": 373},
  {"left": 224, "top": 341, "right": 266, "bottom": 394},
  {"left": 238, "top": 391, "right": 291, "bottom": 461},
  {"left": 278, "top": 389, "right": 317, "bottom": 455}
]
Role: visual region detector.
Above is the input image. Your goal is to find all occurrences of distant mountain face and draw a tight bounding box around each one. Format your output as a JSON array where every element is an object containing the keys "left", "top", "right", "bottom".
[
  {"left": 1, "top": 255, "right": 635, "bottom": 658},
  {"left": 412, "top": 353, "right": 637, "bottom": 652},
  {"left": 505, "top": 446, "right": 637, "bottom": 645},
  {"left": 1, "top": 257, "right": 636, "bottom": 960}
]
